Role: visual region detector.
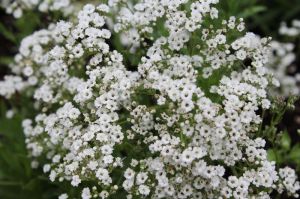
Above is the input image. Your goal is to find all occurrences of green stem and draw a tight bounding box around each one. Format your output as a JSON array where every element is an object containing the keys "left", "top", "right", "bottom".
[{"left": 0, "top": 181, "right": 22, "bottom": 186}]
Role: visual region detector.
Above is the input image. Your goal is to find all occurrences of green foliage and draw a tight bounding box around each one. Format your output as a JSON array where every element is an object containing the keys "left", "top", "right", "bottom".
[
  {"left": 0, "top": 22, "right": 17, "bottom": 44},
  {"left": 268, "top": 131, "right": 300, "bottom": 172},
  {"left": 0, "top": 11, "right": 41, "bottom": 45},
  {"left": 248, "top": 0, "right": 300, "bottom": 36},
  {"left": 0, "top": 100, "right": 48, "bottom": 198},
  {"left": 265, "top": 96, "right": 300, "bottom": 172},
  {"left": 0, "top": 99, "right": 81, "bottom": 198},
  {"left": 218, "top": 0, "right": 266, "bottom": 19}
]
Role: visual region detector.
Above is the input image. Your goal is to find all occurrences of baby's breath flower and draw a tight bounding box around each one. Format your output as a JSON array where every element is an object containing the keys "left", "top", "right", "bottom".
[{"left": 0, "top": 1, "right": 299, "bottom": 199}]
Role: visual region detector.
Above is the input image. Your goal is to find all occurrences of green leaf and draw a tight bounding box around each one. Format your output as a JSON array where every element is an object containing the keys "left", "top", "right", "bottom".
[
  {"left": 0, "top": 56, "right": 13, "bottom": 66},
  {"left": 267, "top": 149, "right": 277, "bottom": 161},
  {"left": 289, "top": 144, "right": 300, "bottom": 162},
  {"left": 23, "top": 178, "right": 39, "bottom": 191},
  {"left": 0, "top": 22, "right": 17, "bottom": 43},
  {"left": 14, "top": 11, "right": 41, "bottom": 42},
  {"left": 239, "top": 6, "right": 267, "bottom": 18},
  {"left": 280, "top": 131, "right": 291, "bottom": 150}
]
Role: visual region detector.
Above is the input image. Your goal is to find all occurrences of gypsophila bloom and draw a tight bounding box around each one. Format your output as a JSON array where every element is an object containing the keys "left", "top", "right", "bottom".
[
  {"left": 267, "top": 19, "right": 300, "bottom": 96},
  {"left": 1, "top": 1, "right": 299, "bottom": 199},
  {"left": 0, "top": 0, "right": 73, "bottom": 18},
  {"left": 58, "top": 193, "right": 68, "bottom": 199},
  {"left": 280, "top": 20, "right": 300, "bottom": 36},
  {"left": 268, "top": 41, "right": 299, "bottom": 95}
]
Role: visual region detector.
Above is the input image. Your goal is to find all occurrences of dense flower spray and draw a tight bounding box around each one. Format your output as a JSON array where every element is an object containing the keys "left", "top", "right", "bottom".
[
  {"left": 268, "top": 19, "right": 300, "bottom": 96},
  {"left": 0, "top": 0, "right": 299, "bottom": 198},
  {"left": 0, "top": 0, "right": 73, "bottom": 18}
]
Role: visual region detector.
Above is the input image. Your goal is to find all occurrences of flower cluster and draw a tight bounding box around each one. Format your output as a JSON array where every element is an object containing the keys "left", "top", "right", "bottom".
[
  {"left": 1, "top": 0, "right": 73, "bottom": 18},
  {"left": 280, "top": 19, "right": 300, "bottom": 36},
  {"left": 267, "top": 19, "right": 300, "bottom": 96},
  {"left": 0, "top": 1, "right": 299, "bottom": 199},
  {"left": 268, "top": 41, "right": 299, "bottom": 96}
]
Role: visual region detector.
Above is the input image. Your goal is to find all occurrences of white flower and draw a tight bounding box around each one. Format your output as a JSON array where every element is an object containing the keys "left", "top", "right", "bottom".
[
  {"left": 58, "top": 193, "right": 68, "bottom": 199},
  {"left": 71, "top": 175, "right": 81, "bottom": 187},
  {"left": 138, "top": 185, "right": 150, "bottom": 196},
  {"left": 136, "top": 172, "right": 148, "bottom": 185},
  {"left": 124, "top": 168, "right": 135, "bottom": 180},
  {"left": 81, "top": 187, "right": 91, "bottom": 199},
  {"left": 1, "top": 1, "right": 299, "bottom": 198}
]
